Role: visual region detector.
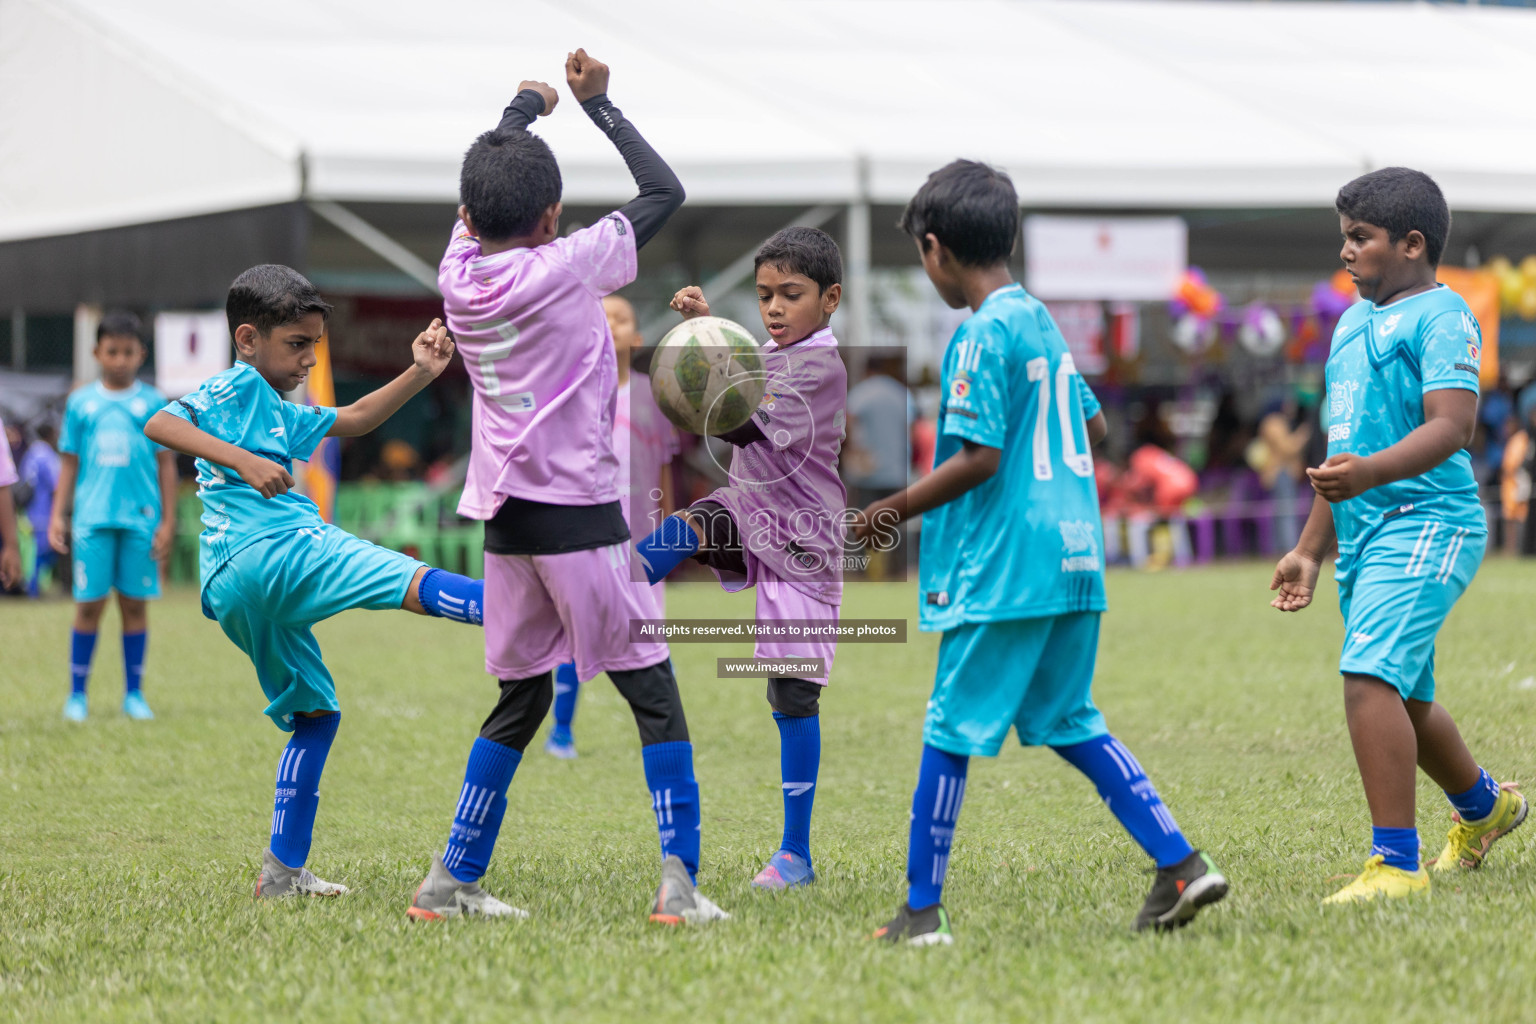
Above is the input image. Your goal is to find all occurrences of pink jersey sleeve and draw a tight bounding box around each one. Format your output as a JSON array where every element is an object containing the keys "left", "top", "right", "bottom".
[{"left": 548, "top": 212, "right": 638, "bottom": 297}]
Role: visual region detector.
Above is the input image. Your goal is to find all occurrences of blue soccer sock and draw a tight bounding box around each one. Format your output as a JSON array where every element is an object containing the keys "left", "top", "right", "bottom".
[
  {"left": 550, "top": 662, "right": 580, "bottom": 745},
  {"left": 634, "top": 514, "right": 699, "bottom": 585},
  {"left": 69, "top": 630, "right": 97, "bottom": 696},
  {"left": 416, "top": 568, "right": 484, "bottom": 625},
  {"left": 442, "top": 737, "right": 521, "bottom": 883},
  {"left": 122, "top": 631, "right": 147, "bottom": 695},
  {"left": 906, "top": 744, "right": 969, "bottom": 911},
  {"left": 642, "top": 741, "right": 701, "bottom": 882},
  {"left": 1053, "top": 734, "right": 1195, "bottom": 869},
  {"left": 269, "top": 712, "right": 341, "bottom": 869},
  {"left": 1446, "top": 767, "right": 1501, "bottom": 822},
  {"left": 1371, "top": 826, "right": 1420, "bottom": 872},
  {"left": 775, "top": 712, "right": 820, "bottom": 863}
]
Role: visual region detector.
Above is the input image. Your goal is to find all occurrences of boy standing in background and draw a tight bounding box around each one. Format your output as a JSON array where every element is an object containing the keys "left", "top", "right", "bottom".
[{"left": 48, "top": 312, "right": 176, "bottom": 722}]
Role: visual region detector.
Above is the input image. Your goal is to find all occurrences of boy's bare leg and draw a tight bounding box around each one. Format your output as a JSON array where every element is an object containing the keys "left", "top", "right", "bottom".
[
  {"left": 1404, "top": 699, "right": 1481, "bottom": 795},
  {"left": 118, "top": 594, "right": 148, "bottom": 633},
  {"left": 402, "top": 566, "right": 429, "bottom": 615},
  {"left": 1343, "top": 674, "right": 1417, "bottom": 828},
  {"left": 72, "top": 597, "right": 107, "bottom": 632}
]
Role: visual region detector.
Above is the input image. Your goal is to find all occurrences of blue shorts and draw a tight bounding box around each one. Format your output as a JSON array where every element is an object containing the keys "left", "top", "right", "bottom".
[
  {"left": 204, "top": 525, "right": 425, "bottom": 731},
  {"left": 1336, "top": 517, "right": 1485, "bottom": 702},
  {"left": 72, "top": 527, "right": 160, "bottom": 601},
  {"left": 924, "top": 612, "right": 1108, "bottom": 757}
]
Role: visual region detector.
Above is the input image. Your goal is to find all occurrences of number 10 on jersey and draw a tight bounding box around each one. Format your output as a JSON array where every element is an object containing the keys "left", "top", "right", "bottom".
[{"left": 1027, "top": 353, "right": 1093, "bottom": 481}]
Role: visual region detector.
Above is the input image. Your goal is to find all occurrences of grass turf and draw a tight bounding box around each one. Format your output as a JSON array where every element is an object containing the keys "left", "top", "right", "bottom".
[{"left": 2, "top": 560, "right": 1535, "bottom": 1023}]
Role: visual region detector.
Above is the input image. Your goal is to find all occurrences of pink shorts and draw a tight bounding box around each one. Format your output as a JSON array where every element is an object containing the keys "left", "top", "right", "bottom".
[
  {"left": 753, "top": 576, "right": 838, "bottom": 683},
  {"left": 485, "top": 543, "right": 670, "bottom": 680}
]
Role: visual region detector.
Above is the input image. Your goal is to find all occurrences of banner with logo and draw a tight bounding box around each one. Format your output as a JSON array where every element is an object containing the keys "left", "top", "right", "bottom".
[
  {"left": 1025, "top": 216, "right": 1187, "bottom": 301},
  {"left": 154, "top": 312, "right": 231, "bottom": 398}
]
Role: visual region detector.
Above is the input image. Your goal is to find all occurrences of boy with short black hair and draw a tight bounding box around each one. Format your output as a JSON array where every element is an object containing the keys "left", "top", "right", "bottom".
[
  {"left": 857, "top": 159, "right": 1225, "bottom": 944},
  {"left": 415, "top": 51, "right": 727, "bottom": 925},
  {"left": 1271, "top": 166, "right": 1525, "bottom": 903},
  {"left": 635, "top": 224, "right": 849, "bottom": 891},
  {"left": 49, "top": 312, "right": 176, "bottom": 722},
  {"left": 144, "top": 264, "right": 484, "bottom": 900}
]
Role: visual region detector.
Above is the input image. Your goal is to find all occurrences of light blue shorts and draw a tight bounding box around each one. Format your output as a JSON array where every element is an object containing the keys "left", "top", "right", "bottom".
[
  {"left": 72, "top": 527, "right": 160, "bottom": 601},
  {"left": 204, "top": 524, "right": 424, "bottom": 731},
  {"left": 924, "top": 612, "right": 1108, "bottom": 757},
  {"left": 1336, "top": 517, "right": 1485, "bottom": 703}
]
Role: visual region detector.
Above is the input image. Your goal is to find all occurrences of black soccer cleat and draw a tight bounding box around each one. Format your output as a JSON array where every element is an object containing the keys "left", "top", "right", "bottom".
[
  {"left": 872, "top": 901, "right": 954, "bottom": 946},
  {"left": 1134, "top": 849, "right": 1228, "bottom": 932}
]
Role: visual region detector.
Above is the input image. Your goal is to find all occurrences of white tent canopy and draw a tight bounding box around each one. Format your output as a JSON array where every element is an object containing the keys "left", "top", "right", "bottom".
[{"left": 4, "top": 0, "right": 1536, "bottom": 245}]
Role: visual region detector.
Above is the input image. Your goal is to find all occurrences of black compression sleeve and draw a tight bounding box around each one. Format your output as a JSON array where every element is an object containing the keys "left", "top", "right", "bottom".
[
  {"left": 496, "top": 89, "right": 547, "bottom": 132},
  {"left": 716, "top": 417, "right": 767, "bottom": 448},
  {"left": 580, "top": 93, "right": 684, "bottom": 248}
]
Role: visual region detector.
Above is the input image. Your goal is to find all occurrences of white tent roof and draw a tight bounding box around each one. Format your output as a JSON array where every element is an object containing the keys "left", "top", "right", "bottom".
[{"left": 4, "top": 0, "right": 1536, "bottom": 244}]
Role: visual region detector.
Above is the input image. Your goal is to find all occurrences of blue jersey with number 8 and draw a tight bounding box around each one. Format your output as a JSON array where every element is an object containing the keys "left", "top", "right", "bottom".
[{"left": 918, "top": 283, "right": 1106, "bottom": 631}]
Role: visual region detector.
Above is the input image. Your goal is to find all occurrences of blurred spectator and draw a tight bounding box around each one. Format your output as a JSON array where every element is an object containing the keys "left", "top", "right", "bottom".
[
  {"left": 1204, "top": 390, "right": 1250, "bottom": 471},
  {"left": 20, "top": 423, "right": 62, "bottom": 596},
  {"left": 0, "top": 415, "right": 21, "bottom": 592},
  {"left": 371, "top": 439, "right": 422, "bottom": 482},
  {"left": 844, "top": 355, "right": 912, "bottom": 579},
  {"left": 1501, "top": 387, "right": 1536, "bottom": 556},
  {"left": 1103, "top": 443, "right": 1198, "bottom": 569},
  {"left": 1249, "top": 395, "right": 1313, "bottom": 552}
]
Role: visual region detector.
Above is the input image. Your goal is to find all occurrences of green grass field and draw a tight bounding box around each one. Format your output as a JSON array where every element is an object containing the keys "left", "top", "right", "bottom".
[{"left": 3, "top": 561, "right": 1535, "bottom": 1023}]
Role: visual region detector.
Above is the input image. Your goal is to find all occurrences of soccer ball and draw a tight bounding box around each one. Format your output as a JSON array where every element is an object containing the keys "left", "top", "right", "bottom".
[{"left": 649, "top": 316, "right": 766, "bottom": 436}]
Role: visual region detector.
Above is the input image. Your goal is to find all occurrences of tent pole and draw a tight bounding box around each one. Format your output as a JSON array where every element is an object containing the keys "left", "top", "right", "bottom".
[
  {"left": 307, "top": 200, "right": 440, "bottom": 295},
  {"left": 639, "top": 204, "right": 840, "bottom": 345},
  {"left": 845, "top": 155, "right": 872, "bottom": 346}
]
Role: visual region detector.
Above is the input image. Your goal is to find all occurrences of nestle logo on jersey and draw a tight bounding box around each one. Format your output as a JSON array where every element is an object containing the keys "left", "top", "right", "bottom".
[{"left": 1328, "top": 423, "right": 1351, "bottom": 442}]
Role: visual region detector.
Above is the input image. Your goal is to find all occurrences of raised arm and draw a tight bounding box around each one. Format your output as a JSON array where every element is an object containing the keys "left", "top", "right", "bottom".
[
  {"left": 566, "top": 49, "right": 684, "bottom": 248},
  {"left": 496, "top": 81, "right": 558, "bottom": 132}
]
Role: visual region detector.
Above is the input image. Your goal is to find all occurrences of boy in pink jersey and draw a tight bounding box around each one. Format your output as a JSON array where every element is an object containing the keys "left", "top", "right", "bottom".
[
  {"left": 409, "top": 51, "right": 726, "bottom": 926},
  {"left": 635, "top": 227, "right": 849, "bottom": 890},
  {"left": 544, "top": 293, "right": 680, "bottom": 760}
]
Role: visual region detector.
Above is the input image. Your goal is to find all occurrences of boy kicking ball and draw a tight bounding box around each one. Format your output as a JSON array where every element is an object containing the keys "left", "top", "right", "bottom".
[
  {"left": 1270, "top": 167, "right": 1525, "bottom": 904},
  {"left": 855, "top": 161, "right": 1226, "bottom": 944},
  {"left": 633, "top": 227, "right": 849, "bottom": 891},
  {"left": 145, "top": 265, "right": 484, "bottom": 899}
]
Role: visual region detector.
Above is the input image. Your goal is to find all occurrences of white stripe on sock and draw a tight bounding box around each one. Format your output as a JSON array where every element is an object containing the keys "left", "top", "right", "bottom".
[
  {"left": 290, "top": 749, "right": 305, "bottom": 783},
  {"left": 469, "top": 788, "right": 490, "bottom": 824},
  {"left": 1103, "top": 742, "right": 1133, "bottom": 781},
  {"left": 933, "top": 776, "right": 948, "bottom": 820},
  {"left": 477, "top": 790, "right": 497, "bottom": 825},
  {"left": 664, "top": 788, "right": 673, "bottom": 825},
  {"left": 1112, "top": 740, "right": 1145, "bottom": 778},
  {"left": 458, "top": 785, "right": 478, "bottom": 821}
]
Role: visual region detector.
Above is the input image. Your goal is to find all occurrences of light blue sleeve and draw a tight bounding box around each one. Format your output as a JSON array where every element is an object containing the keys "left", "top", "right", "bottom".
[
  {"left": 60, "top": 393, "right": 83, "bottom": 456},
  {"left": 1419, "top": 309, "right": 1481, "bottom": 396},
  {"left": 1075, "top": 375, "right": 1102, "bottom": 420},
  {"left": 940, "top": 319, "right": 1008, "bottom": 450},
  {"left": 163, "top": 368, "right": 254, "bottom": 445},
  {"left": 279, "top": 401, "right": 338, "bottom": 462}
]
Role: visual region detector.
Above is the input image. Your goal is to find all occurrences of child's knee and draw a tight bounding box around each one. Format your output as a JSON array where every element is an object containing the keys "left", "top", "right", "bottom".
[
  {"left": 610, "top": 659, "right": 689, "bottom": 745},
  {"left": 74, "top": 599, "right": 107, "bottom": 628}
]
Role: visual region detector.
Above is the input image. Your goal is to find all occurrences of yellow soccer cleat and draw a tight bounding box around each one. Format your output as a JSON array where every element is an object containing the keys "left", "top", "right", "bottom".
[
  {"left": 1430, "top": 783, "right": 1528, "bottom": 872},
  {"left": 1322, "top": 854, "right": 1428, "bottom": 905}
]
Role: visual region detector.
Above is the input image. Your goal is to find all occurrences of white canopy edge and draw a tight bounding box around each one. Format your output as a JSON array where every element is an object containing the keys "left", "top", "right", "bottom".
[{"left": 6, "top": 0, "right": 1536, "bottom": 246}]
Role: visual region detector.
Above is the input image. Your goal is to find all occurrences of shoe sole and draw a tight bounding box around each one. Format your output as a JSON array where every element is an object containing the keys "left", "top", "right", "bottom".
[
  {"left": 1154, "top": 872, "right": 1229, "bottom": 930},
  {"left": 906, "top": 931, "right": 954, "bottom": 947},
  {"left": 407, "top": 906, "right": 447, "bottom": 921},
  {"left": 649, "top": 912, "right": 684, "bottom": 926}
]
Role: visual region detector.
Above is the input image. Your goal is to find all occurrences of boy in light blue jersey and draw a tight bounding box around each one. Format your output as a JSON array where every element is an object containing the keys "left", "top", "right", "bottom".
[
  {"left": 856, "top": 161, "right": 1226, "bottom": 945},
  {"left": 1271, "top": 168, "right": 1525, "bottom": 904},
  {"left": 47, "top": 312, "right": 177, "bottom": 722},
  {"left": 145, "top": 264, "right": 487, "bottom": 901}
]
